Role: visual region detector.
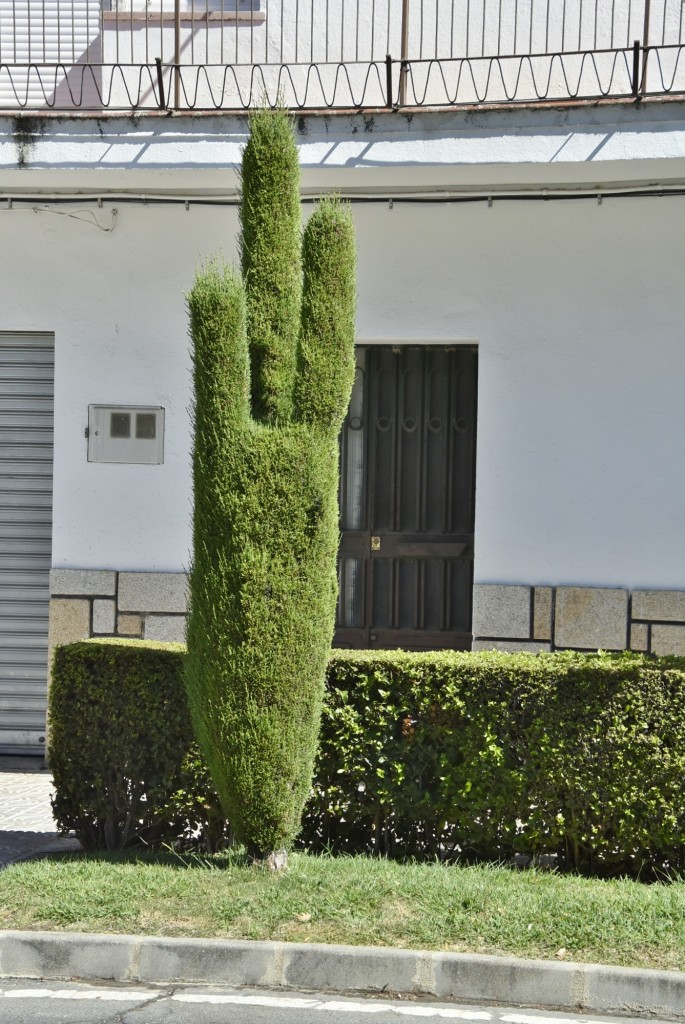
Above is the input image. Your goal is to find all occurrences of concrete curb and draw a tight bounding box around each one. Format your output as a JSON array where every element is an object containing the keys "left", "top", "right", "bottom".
[{"left": 0, "top": 931, "right": 683, "bottom": 1020}]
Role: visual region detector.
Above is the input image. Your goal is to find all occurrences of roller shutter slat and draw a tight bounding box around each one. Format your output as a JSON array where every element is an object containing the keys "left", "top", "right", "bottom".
[{"left": 0, "top": 553, "right": 52, "bottom": 569}]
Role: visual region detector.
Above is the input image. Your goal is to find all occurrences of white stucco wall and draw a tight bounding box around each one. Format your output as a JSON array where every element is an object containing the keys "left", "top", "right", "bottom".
[
  {"left": 360, "top": 193, "right": 685, "bottom": 590},
  {"left": 1, "top": 181, "right": 683, "bottom": 588},
  {"left": 1, "top": 200, "right": 218, "bottom": 573},
  {"left": 0, "top": 105, "right": 683, "bottom": 590}
]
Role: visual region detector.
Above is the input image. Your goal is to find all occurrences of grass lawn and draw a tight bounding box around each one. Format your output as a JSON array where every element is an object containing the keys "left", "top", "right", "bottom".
[{"left": 1, "top": 852, "right": 684, "bottom": 972}]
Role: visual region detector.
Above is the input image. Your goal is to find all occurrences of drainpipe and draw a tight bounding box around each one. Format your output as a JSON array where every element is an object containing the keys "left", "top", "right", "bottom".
[
  {"left": 399, "top": 0, "right": 409, "bottom": 108},
  {"left": 174, "top": 0, "right": 181, "bottom": 110},
  {"left": 640, "top": 0, "right": 651, "bottom": 96}
]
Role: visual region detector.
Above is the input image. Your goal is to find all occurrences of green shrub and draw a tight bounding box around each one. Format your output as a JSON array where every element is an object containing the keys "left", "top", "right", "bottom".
[
  {"left": 185, "top": 107, "right": 356, "bottom": 862},
  {"left": 48, "top": 639, "right": 226, "bottom": 851},
  {"left": 50, "top": 641, "right": 685, "bottom": 874},
  {"left": 305, "top": 650, "right": 685, "bottom": 874}
]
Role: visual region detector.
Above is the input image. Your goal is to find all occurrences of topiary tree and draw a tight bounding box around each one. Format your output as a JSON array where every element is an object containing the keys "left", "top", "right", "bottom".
[{"left": 185, "top": 108, "right": 356, "bottom": 869}]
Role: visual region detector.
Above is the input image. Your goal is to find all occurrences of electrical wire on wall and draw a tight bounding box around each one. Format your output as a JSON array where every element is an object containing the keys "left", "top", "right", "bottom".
[
  {"left": 0, "top": 184, "right": 682, "bottom": 217},
  {"left": 32, "top": 206, "right": 118, "bottom": 232},
  {"left": 0, "top": 202, "right": 118, "bottom": 232}
]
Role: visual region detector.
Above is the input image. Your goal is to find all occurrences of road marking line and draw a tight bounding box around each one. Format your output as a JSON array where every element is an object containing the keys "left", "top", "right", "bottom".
[
  {"left": 0, "top": 987, "right": 617, "bottom": 1023},
  {"left": 173, "top": 992, "right": 492, "bottom": 1018},
  {"left": 501, "top": 1016, "right": 611, "bottom": 1024},
  {"left": 1, "top": 988, "right": 153, "bottom": 1001},
  {"left": 312, "top": 1001, "right": 389, "bottom": 1013},
  {"left": 174, "top": 994, "right": 319, "bottom": 1008},
  {"left": 395, "top": 1010, "right": 492, "bottom": 1020}
]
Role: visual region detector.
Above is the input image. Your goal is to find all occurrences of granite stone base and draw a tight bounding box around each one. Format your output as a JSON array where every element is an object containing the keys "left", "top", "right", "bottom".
[
  {"left": 48, "top": 570, "right": 188, "bottom": 671},
  {"left": 49, "top": 571, "right": 685, "bottom": 657},
  {"left": 473, "top": 583, "right": 685, "bottom": 655}
]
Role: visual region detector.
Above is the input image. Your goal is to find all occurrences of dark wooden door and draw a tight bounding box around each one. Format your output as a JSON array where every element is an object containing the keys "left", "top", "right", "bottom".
[{"left": 334, "top": 345, "right": 477, "bottom": 650}]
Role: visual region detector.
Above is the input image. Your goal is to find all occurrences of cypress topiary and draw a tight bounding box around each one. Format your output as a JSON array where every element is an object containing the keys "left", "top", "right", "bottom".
[{"left": 184, "top": 108, "right": 356, "bottom": 868}]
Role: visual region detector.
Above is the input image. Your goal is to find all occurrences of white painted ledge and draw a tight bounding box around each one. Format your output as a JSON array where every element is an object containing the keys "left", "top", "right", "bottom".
[{"left": 0, "top": 100, "right": 685, "bottom": 192}]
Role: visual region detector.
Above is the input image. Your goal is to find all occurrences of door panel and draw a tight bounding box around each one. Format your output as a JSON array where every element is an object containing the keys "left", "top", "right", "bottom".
[{"left": 335, "top": 345, "right": 477, "bottom": 651}]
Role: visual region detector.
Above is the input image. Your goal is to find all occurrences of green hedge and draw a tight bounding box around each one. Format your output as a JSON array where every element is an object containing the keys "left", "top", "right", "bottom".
[
  {"left": 305, "top": 650, "right": 685, "bottom": 873},
  {"left": 49, "top": 641, "right": 685, "bottom": 873},
  {"left": 49, "top": 640, "right": 224, "bottom": 852}
]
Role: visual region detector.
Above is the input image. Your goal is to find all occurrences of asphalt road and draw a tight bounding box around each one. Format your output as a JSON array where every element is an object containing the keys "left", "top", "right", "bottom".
[{"left": 0, "top": 982, "right": 676, "bottom": 1024}]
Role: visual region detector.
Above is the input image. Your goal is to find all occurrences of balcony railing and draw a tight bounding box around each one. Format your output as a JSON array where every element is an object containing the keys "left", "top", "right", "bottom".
[{"left": 0, "top": 0, "right": 683, "bottom": 112}]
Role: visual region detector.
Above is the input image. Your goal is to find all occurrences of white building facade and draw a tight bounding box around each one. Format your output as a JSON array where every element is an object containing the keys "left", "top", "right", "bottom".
[{"left": 0, "top": 0, "right": 685, "bottom": 751}]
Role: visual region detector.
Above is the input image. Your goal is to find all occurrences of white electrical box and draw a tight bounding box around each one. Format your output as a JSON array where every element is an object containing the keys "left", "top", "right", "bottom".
[{"left": 88, "top": 405, "right": 165, "bottom": 464}]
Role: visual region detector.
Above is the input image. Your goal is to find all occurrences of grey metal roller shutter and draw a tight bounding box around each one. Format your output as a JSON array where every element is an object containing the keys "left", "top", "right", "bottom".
[{"left": 0, "top": 332, "right": 53, "bottom": 755}]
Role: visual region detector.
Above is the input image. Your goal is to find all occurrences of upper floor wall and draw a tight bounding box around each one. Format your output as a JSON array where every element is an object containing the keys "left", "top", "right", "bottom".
[{"left": 0, "top": 0, "right": 683, "bottom": 112}]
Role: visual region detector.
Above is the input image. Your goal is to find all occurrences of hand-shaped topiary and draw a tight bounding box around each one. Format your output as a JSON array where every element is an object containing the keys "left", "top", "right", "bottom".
[{"left": 185, "top": 109, "right": 356, "bottom": 868}]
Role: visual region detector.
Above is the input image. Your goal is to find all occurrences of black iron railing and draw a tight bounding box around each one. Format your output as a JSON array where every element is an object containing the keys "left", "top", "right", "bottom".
[{"left": 0, "top": 0, "right": 682, "bottom": 112}]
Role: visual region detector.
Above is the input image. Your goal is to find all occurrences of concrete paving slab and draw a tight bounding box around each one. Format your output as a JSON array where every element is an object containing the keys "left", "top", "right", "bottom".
[
  {"left": 0, "top": 757, "right": 81, "bottom": 868},
  {"left": 138, "top": 936, "right": 281, "bottom": 987},
  {"left": 282, "top": 942, "right": 426, "bottom": 996},
  {"left": 432, "top": 954, "right": 580, "bottom": 1009}
]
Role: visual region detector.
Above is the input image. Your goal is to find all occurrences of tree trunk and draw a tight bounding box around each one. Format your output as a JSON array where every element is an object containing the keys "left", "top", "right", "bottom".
[{"left": 249, "top": 847, "right": 288, "bottom": 871}]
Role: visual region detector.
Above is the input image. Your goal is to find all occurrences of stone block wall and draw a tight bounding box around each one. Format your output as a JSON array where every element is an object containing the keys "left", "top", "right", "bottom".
[
  {"left": 473, "top": 584, "right": 685, "bottom": 655},
  {"left": 48, "top": 570, "right": 189, "bottom": 666},
  {"left": 48, "top": 571, "right": 685, "bottom": 657}
]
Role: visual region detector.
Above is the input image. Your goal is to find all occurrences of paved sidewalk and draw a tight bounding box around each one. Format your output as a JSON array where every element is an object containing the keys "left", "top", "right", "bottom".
[{"left": 0, "top": 757, "right": 81, "bottom": 868}]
